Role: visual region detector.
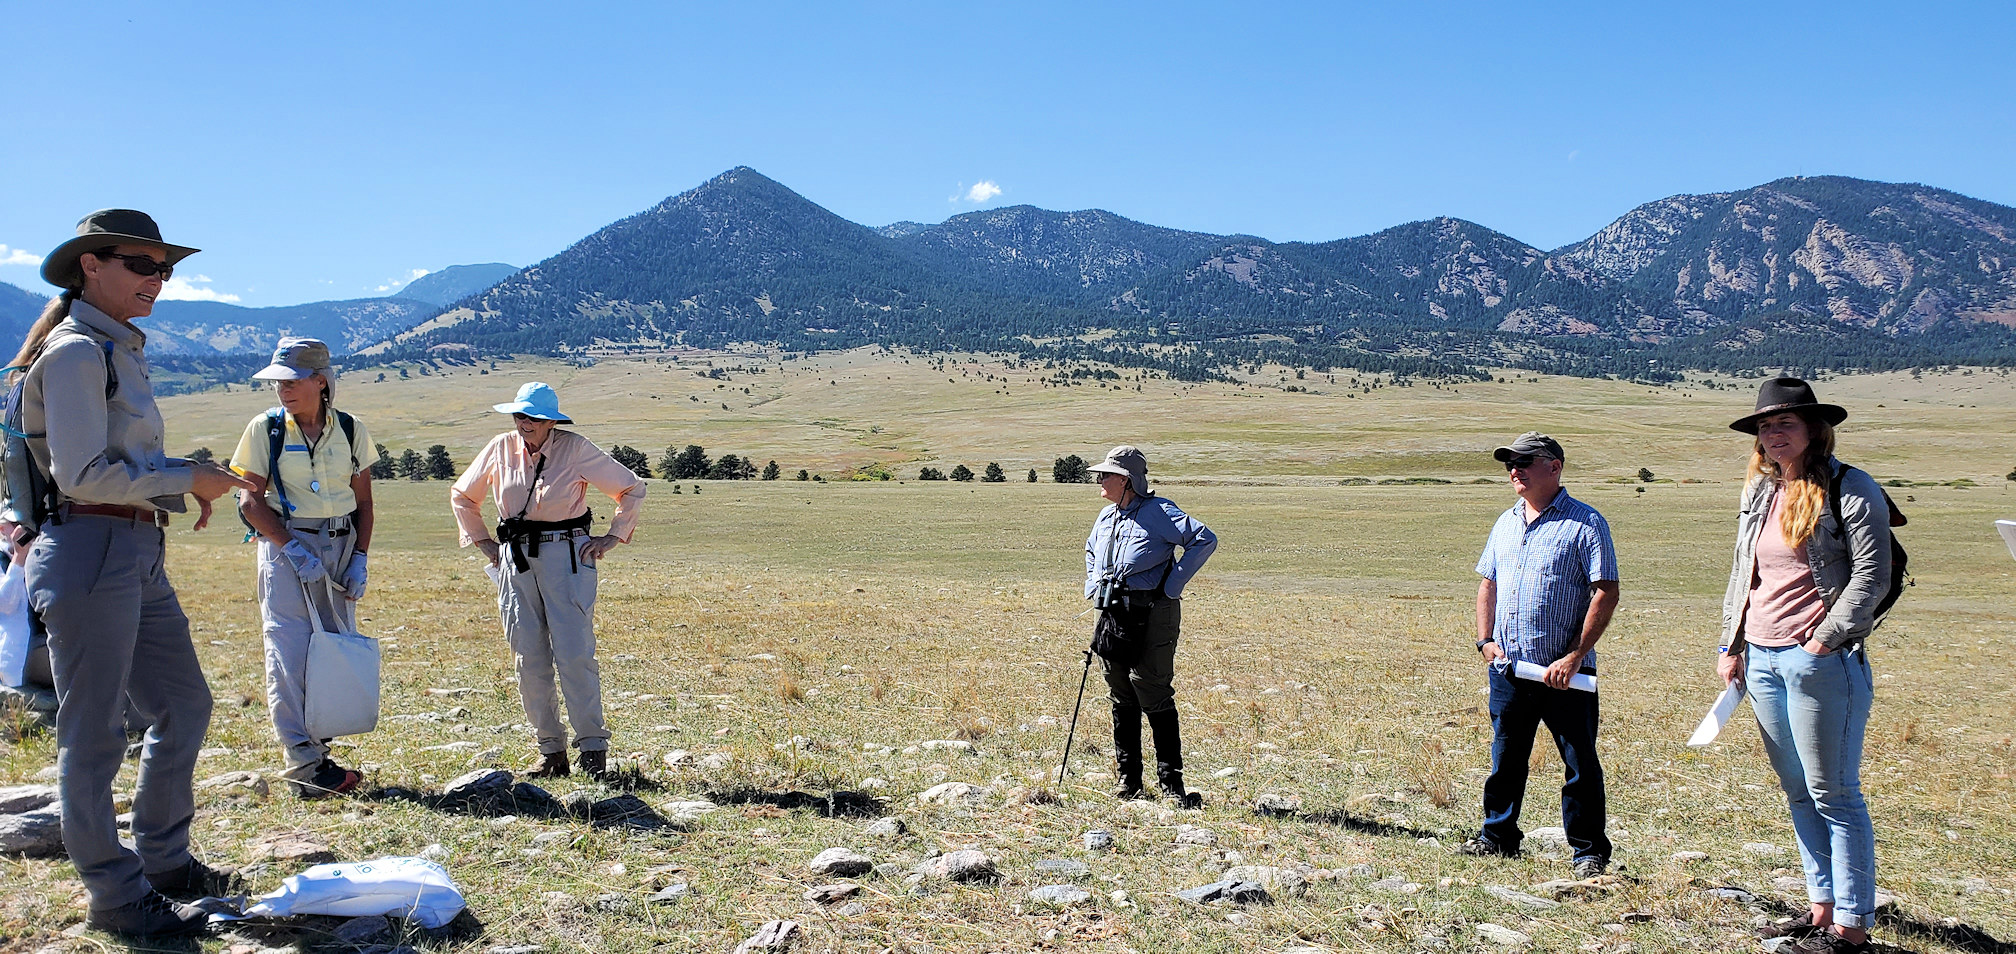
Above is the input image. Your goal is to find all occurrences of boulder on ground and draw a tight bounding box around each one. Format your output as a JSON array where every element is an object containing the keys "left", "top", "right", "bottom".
[
  {"left": 0, "top": 807, "right": 63, "bottom": 857},
  {"left": 1028, "top": 884, "right": 1091, "bottom": 905},
  {"left": 807, "top": 848, "right": 872, "bottom": 877},
  {"left": 917, "top": 849, "right": 997, "bottom": 883},
  {"left": 803, "top": 884, "right": 859, "bottom": 905},
  {"left": 732, "top": 919, "right": 800, "bottom": 954},
  {"left": 1174, "top": 880, "right": 1272, "bottom": 905},
  {"left": 1253, "top": 793, "right": 1301, "bottom": 817},
  {"left": 1224, "top": 865, "right": 1308, "bottom": 898},
  {"left": 862, "top": 816, "right": 906, "bottom": 838},
  {"left": 915, "top": 782, "right": 987, "bottom": 806}
]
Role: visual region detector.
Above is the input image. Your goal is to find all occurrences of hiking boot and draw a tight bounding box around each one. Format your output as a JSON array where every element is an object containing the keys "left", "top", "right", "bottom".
[
  {"left": 1571, "top": 856, "right": 1609, "bottom": 879},
  {"left": 86, "top": 890, "right": 209, "bottom": 938},
  {"left": 1787, "top": 930, "right": 1871, "bottom": 954},
  {"left": 146, "top": 858, "right": 244, "bottom": 900},
  {"left": 577, "top": 749, "right": 608, "bottom": 780},
  {"left": 1759, "top": 911, "right": 1823, "bottom": 941},
  {"left": 293, "top": 758, "right": 362, "bottom": 799},
  {"left": 527, "top": 750, "right": 570, "bottom": 778},
  {"left": 1456, "top": 835, "right": 1519, "bottom": 858}
]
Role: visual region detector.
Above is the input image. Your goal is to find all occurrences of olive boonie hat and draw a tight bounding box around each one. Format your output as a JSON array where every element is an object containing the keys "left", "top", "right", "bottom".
[
  {"left": 1493, "top": 431, "right": 1565, "bottom": 463},
  {"left": 1086, "top": 445, "right": 1152, "bottom": 497},
  {"left": 1730, "top": 376, "right": 1847, "bottom": 434},
  {"left": 253, "top": 337, "right": 337, "bottom": 402},
  {"left": 492, "top": 382, "right": 573, "bottom": 423},
  {"left": 41, "top": 209, "right": 200, "bottom": 289}
]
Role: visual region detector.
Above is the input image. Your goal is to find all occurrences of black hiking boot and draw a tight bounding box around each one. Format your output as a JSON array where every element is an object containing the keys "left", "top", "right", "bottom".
[
  {"left": 146, "top": 858, "right": 245, "bottom": 900},
  {"left": 1147, "top": 709, "right": 1202, "bottom": 809},
  {"left": 87, "top": 890, "right": 209, "bottom": 938},
  {"left": 527, "top": 750, "right": 570, "bottom": 778},
  {"left": 1110, "top": 703, "right": 1145, "bottom": 798},
  {"left": 577, "top": 748, "right": 608, "bottom": 780}
]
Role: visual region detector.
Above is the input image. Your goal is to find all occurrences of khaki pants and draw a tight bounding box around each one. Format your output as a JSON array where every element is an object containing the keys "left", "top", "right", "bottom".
[
  {"left": 255, "top": 519, "right": 358, "bottom": 780},
  {"left": 29, "top": 515, "right": 211, "bottom": 909},
  {"left": 498, "top": 532, "right": 607, "bottom": 754}
]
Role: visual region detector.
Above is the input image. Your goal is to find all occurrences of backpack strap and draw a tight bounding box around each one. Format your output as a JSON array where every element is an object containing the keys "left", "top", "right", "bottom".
[
  {"left": 263, "top": 408, "right": 294, "bottom": 520},
  {"left": 334, "top": 409, "right": 359, "bottom": 473}
]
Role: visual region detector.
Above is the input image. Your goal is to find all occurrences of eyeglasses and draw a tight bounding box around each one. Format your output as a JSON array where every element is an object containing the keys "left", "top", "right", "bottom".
[
  {"left": 512, "top": 413, "right": 554, "bottom": 423},
  {"left": 92, "top": 251, "right": 173, "bottom": 281},
  {"left": 1503, "top": 455, "right": 1553, "bottom": 471}
]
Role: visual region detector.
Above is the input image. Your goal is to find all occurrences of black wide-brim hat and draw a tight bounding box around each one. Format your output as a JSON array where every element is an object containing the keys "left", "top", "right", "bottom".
[
  {"left": 1729, "top": 376, "right": 1848, "bottom": 434},
  {"left": 41, "top": 209, "right": 200, "bottom": 289}
]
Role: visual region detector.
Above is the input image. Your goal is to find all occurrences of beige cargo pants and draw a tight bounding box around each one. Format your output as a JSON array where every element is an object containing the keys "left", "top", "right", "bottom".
[{"left": 497, "top": 531, "right": 608, "bottom": 754}]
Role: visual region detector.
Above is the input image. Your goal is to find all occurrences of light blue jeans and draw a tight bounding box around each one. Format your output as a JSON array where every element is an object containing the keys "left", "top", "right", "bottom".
[{"left": 1746, "top": 643, "right": 1877, "bottom": 929}]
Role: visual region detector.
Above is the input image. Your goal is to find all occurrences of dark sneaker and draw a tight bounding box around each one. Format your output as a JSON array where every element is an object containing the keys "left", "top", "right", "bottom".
[
  {"left": 1111, "top": 782, "right": 1146, "bottom": 800},
  {"left": 1571, "top": 857, "right": 1608, "bottom": 879},
  {"left": 1456, "top": 835, "right": 1519, "bottom": 858},
  {"left": 293, "top": 759, "right": 363, "bottom": 799},
  {"left": 146, "top": 858, "right": 244, "bottom": 900},
  {"left": 1759, "top": 911, "right": 1822, "bottom": 940},
  {"left": 576, "top": 749, "right": 607, "bottom": 780},
  {"left": 527, "top": 750, "right": 570, "bottom": 778},
  {"left": 87, "top": 890, "right": 209, "bottom": 937},
  {"left": 1788, "top": 930, "right": 1871, "bottom": 953}
]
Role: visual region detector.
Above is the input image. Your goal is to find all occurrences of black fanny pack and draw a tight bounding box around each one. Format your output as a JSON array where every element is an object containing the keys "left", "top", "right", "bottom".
[{"left": 496, "top": 510, "right": 592, "bottom": 572}]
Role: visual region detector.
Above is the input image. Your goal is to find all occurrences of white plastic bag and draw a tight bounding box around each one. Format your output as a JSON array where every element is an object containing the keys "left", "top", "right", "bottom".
[
  {"left": 0, "top": 542, "right": 31, "bottom": 688},
  {"left": 303, "top": 580, "right": 380, "bottom": 739},
  {"left": 231, "top": 856, "right": 465, "bottom": 928}
]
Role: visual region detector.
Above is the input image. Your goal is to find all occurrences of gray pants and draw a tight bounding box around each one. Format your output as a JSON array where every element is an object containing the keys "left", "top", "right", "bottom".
[
  {"left": 1100, "top": 598, "right": 1182, "bottom": 714},
  {"left": 499, "top": 532, "right": 606, "bottom": 753},
  {"left": 28, "top": 515, "right": 211, "bottom": 909},
  {"left": 256, "top": 520, "right": 358, "bottom": 780}
]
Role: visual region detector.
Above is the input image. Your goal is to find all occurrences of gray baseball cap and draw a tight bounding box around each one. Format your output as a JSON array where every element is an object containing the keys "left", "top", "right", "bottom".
[
  {"left": 1087, "top": 445, "right": 1152, "bottom": 496},
  {"left": 1492, "top": 431, "right": 1565, "bottom": 463},
  {"left": 252, "top": 337, "right": 336, "bottom": 402}
]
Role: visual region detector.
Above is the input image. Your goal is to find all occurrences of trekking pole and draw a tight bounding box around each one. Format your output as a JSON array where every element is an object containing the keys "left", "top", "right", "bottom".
[{"left": 1057, "top": 650, "right": 1094, "bottom": 783}]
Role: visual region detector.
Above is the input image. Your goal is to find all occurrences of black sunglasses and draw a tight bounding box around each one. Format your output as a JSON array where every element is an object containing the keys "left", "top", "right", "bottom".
[
  {"left": 93, "top": 251, "right": 174, "bottom": 281},
  {"left": 512, "top": 413, "right": 555, "bottom": 422},
  {"left": 1503, "top": 455, "right": 1551, "bottom": 471}
]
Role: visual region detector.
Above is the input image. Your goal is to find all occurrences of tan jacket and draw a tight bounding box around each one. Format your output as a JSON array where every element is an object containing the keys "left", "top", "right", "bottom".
[{"left": 21, "top": 300, "right": 193, "bottom": 510}]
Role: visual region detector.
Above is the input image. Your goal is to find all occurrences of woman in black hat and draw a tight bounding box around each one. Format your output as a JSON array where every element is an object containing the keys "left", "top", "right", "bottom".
[
  {"left": 1716, "top": 376, "right": 1892, "bottom": 954},
  {"left": 8, "top": 211, "right": 255, "bottom": 937}
]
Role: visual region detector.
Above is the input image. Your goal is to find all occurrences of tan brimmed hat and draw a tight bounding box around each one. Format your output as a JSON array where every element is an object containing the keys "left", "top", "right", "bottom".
[{"left": 1087, "top": 445, "right": 1151, "bottom": 496}]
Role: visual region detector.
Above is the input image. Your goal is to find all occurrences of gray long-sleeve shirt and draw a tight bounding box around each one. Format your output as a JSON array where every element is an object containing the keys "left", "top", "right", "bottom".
[
  {"left": 21, "top": 300, "right": 192, "bottom": 510},
  {"left": 1084, "top": 494, "right": 1217, "bottom": 600}
]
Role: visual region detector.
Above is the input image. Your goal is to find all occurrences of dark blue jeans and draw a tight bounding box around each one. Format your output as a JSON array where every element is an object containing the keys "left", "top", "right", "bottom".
[{"left": 1481, "top": 661, "right": 1611, "bottom": 862}]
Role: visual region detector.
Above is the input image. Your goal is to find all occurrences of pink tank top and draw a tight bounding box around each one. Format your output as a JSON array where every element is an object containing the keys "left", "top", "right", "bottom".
[{"left": 1743, "top": 488, "right": 1828, "bottom": 647}]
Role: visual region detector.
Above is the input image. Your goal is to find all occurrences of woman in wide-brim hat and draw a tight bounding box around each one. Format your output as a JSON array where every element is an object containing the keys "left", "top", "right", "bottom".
[
  {"left": 230, "top": 336, "right": 377, "bottom": 799},
  {"left": 12, "top": 210, "right": 254, "bottom": 937},
  {"left": 449, "top": 382, "right": 646, "bottom": 779},
  {"left": 1715, "top": 376, "right": 1892, "bottom": 954}
]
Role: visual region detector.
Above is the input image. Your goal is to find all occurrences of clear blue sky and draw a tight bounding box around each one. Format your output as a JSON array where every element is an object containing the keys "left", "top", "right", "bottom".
[{"left": 3, "top": 1, "right": 2011, "bottom": 306}]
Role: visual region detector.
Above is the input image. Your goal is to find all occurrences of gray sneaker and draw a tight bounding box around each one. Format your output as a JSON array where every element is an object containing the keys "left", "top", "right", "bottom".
[{"left": 1572, "top": 856, "right": 1609, "bottom": 879}]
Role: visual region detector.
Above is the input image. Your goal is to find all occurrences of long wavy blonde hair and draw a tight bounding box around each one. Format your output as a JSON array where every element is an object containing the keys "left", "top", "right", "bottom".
[{"left": 1747, "top": 414, "right": 1836, "bottom": 549}]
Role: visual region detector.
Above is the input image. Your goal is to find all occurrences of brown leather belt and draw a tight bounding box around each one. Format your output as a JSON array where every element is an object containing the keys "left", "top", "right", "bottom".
[{"left": 63, "top": 503, "right": 170, "bottom": 527}]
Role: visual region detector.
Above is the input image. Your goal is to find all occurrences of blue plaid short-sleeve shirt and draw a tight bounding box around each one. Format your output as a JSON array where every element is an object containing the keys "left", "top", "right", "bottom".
[{"left": 1476, "top": 488, "right": 1618, "bottom": 670}]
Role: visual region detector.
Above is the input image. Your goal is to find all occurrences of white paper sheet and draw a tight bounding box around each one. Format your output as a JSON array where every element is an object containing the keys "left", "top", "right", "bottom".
[
  {"left": 483, "top": 563, "right": 501, "bottom": 586},
  {"left": 1511, "top": 660, "right": 1598, "bottom": 693},
  {"left": 1688, "top": 682, "right": 1746, "bottom": 747},
  {"left": 1998, "top": 520, "right": 2016, "bottom": 562}
]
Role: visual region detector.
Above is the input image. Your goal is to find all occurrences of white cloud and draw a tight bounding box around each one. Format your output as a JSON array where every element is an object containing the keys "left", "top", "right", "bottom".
[
  {"left": 0, "top": 245, "right": 44, "bottom": 267},
  {"left": 157, "top": 275, "right": 242, "bottom": 303},
  {"left": 373, "top": 268, "right": 431, "bottom": 293},
  {"left": 965, "top": 181, "right": 1003, "bottom": 203}
]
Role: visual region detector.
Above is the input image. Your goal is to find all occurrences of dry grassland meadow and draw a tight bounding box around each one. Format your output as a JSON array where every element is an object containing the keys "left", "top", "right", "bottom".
[{"left": 4, "top": 349, "right": 2015, "bottom": 954}]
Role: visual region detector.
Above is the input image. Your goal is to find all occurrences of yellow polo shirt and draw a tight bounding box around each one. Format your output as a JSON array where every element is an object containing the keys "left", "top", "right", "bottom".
[{"left": 230, "top": 409, "right": 373, "bottom": 519}]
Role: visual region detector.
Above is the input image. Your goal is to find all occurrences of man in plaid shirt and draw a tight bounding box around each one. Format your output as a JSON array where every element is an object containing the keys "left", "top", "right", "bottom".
[{"left": 1460, "top": 431, "right": 1619, "bottom": 879}]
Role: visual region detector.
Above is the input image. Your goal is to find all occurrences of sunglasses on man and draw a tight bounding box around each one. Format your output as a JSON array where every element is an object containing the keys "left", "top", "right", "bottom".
[
  {"left": 1502, "top": 454, "right": 1555, "bottom": 471},
  {"left": 92, "top": 251, "right": 174, "bottom": 281}
]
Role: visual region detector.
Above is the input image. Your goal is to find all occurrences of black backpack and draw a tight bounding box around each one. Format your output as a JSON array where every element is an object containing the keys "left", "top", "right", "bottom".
[
  {"left": 238, "top": 406, "right": 357, "bottom": 540},
  {"left": 1827, "top": 464, "right": 1910, "bottom": 625}
]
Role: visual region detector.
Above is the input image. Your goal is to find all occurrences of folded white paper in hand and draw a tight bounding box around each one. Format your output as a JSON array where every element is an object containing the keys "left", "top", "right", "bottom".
[
  {"left": 1688, "top": 681, "right": 1746, "bottom": 747},
  {"left": 1511, "top": 660, "right": 1598, "bottom": 693},
  {"left": 483, "top": 563, "right": 501, "bottom": 586}
]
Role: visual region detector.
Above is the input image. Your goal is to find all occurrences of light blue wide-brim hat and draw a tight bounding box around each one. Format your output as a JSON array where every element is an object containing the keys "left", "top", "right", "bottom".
[{"left": 492, "top": 382, "right": 573, "bottom": 423}]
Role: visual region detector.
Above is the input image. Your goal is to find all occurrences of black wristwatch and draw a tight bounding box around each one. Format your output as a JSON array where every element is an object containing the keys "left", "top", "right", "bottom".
[{"left": 1476, "top": 637, "right": 1495, "bottom": 653}]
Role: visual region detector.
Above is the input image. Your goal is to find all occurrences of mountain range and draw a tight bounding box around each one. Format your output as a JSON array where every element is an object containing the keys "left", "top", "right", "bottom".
[{"left": 7, "top": 169, "right": 2015, "bottom": 381}]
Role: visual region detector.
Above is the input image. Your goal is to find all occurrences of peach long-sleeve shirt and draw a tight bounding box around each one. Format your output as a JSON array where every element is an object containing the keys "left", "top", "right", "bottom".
[{"left": 451, "top": 429, "right": 646, "bottom": 547}]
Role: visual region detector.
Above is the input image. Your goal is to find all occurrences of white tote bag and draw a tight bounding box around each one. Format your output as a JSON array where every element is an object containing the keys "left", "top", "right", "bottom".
[
  {"left": 303, "top": 581, "right": 380, "bottom": 739},
  {"left": 0, "top": 542, "right": 30, "bottom": 688}
]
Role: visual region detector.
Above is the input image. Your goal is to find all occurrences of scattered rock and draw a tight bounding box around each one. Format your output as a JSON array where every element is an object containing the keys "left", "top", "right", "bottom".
[
  {"left": 420, "top": 844, "right": 448, "bottom": 862},
  {"left": 807, "top": 848, "right": 873, "bottom": 877},
  {"left": 858, "top": 777, "right": 889, "bottom": 791},
  {"left": 915, "top": 782, "right": 987, "bottom": 806},
  {"left": 917, "top": 849, "right": 997, "bottom": 883},
  {"left": 1476, "top": 922, "right": 1531, "bottom": 946},
  {"left": 1370, "top": 875, "right": 1422, "bottom": 894},
  {"left": 1174, "top": 880, "right": 1272, "bottom": 905},
  {"left": 803, "top": 883, "right": 859, "bottom": 905},
  {"left": 1212, "top": 767, "right": 1238, "bottom": 778},
  {"left": 836, "top": 902, "right": 866, "bottom": 917},
  {"left": 918, "top": 740, "right": 976, "bottom": 754},
  {"left": 426, "top": 687, "right": 476, "bottom": 697},
  {"left": 1173, "top": 825, "right": 1217, "bottom": 846},
  {"left": 732, "top": 919, "right": 800, "bottom": 954},
  {"left": 1224, "top": 865, "right": 1308, "bottom": 898},
  {"left": 485, "top": 946, "right": 541, "bottom": 954},
  {"left": 1343, "top": 863, "right": 1377, "bottom": 879},
  {"left": 251, "top": 835, "right": 335, "bottom": 865},
  {"left": 1701, "top": 886, "right": 1758, "bottom": 903},
  {"left": 1253, "top": 793, "right": 1301, "bottom": 817},
  {"left": 1671, "top": 851, "right": 1709, "bottom": 863},
  {"left": 648, "top": 883, "right": 692, "bottom": 904},
  {"left": 1028, "top": 884, "right": 1092, "bottom": 906},
  {"left": 1033, "top": 858, "right": 1092, "bottom": 880},
  {"left": 0, "top": 807, "right": 64, "bottom": 856},
  {"left": 1743, "top": 842, "right": 1787, "bottom": 858},
  {"left": 1526, "top": 826, "right": 1569, "bottom": 854},
  {"left": 1083, "top": 829, "right": 1114, "bottom": 850},
  {"left": 660, "top": 800, "right": 719, "bottom": 822},
  {"left": 1486, "top": 885, "right": 1560, "bottom": 909},
  {"left": 863, "top": 816, "right": 907, "bottom": 838},
  {"left": 1533, "top": 878, "right": 1611, "bottom": 901},
  {"left": 332, "top": 915, "right": 392, "bottom": 945},
  {"left": 0, "top": 785, "right": 59, "bottom": 814},
  {"left": 662, "top": 750, "right": 692, "bottom": 767}
]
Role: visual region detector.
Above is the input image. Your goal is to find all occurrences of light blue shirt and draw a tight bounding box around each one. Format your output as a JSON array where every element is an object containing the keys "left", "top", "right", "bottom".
[
  {"left": 1476, "top": 488, "right": 1617, "bottom": 670},
  {"left": 1084, "top": 494, "right": 1217, "bottom": 600}
]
